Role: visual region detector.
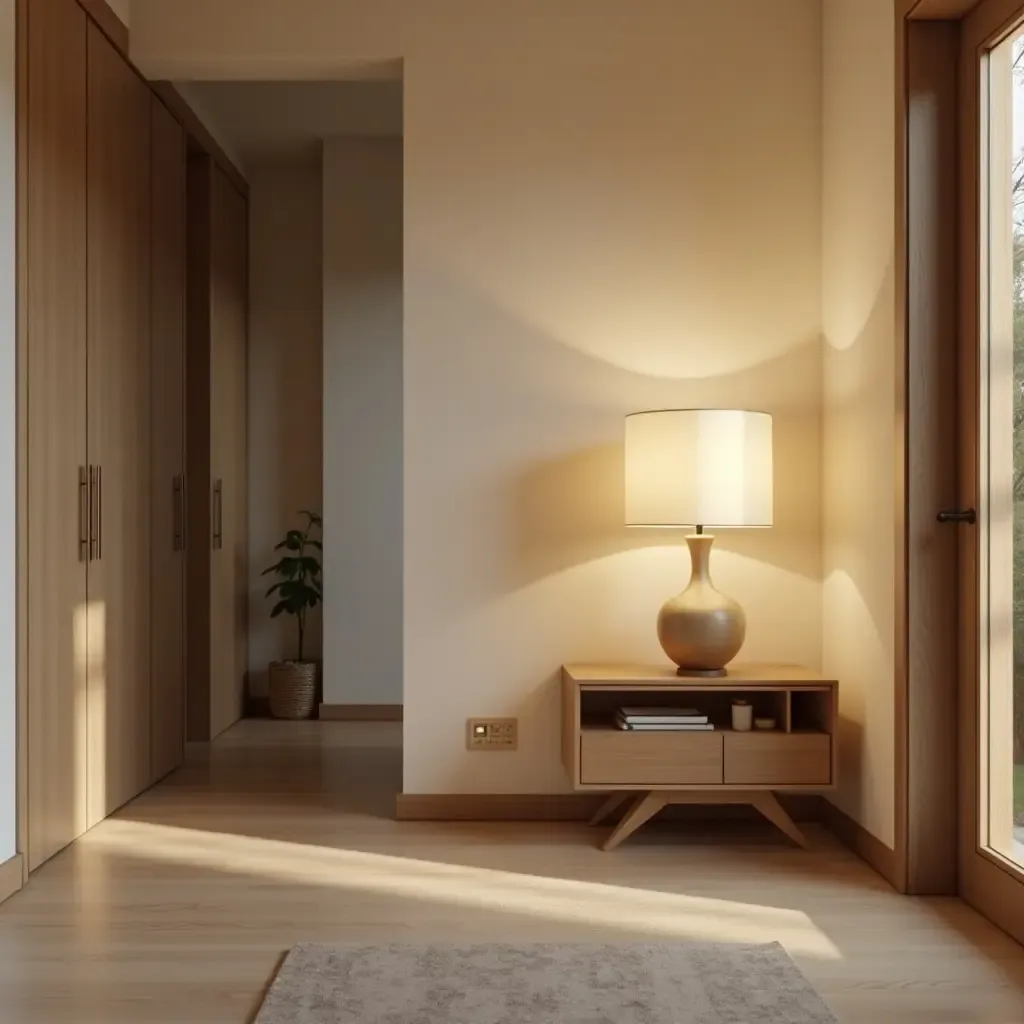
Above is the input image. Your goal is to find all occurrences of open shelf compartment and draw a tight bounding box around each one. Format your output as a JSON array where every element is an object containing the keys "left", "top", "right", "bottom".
[{"left": 580, "top": 687, "right": 816, "bottom": 735}]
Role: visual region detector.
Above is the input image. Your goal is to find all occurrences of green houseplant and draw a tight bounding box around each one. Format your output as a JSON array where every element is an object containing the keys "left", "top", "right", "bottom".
[{"left": 263, "top": 510, "right": 322, "bottom": 719}]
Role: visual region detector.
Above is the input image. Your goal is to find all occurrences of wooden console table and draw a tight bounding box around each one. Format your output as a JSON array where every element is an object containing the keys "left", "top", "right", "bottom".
[{"left": 561, "top": 664, "right": 838, "bottom": 851}]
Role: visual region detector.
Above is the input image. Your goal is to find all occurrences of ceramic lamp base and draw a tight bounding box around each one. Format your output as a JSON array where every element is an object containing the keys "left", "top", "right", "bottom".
[{"left": 657, "top": 534, "right": 746, "bottom": 676}]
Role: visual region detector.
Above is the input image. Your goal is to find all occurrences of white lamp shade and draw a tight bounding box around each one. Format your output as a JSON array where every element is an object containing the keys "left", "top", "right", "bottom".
[{"left": 625, "top": 409, "right": 773, "bottom": 528}]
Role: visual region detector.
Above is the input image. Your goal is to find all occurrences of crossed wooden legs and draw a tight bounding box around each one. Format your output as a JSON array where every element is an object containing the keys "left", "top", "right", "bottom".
[
  {"left": 596, "top": 790, "right": 809, "bottom": 852},
  {"left": 589, "top": 792, "right": 632, "bottom": 826}
]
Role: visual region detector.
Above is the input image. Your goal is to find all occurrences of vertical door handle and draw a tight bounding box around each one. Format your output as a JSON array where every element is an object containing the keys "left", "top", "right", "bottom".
[
  {"left": 78, "top": 467, "right": 89, "bottom": 562},
  {"left": 88, "top": 465, "right": 97, "bottom": 561},
  {"left": 172, "top": 474, "right": 183, "bottom": 551},
  {"left": 96, "top": 465, "right": 102, "bottom": 561},
  {"left": 212, "top": 479, "right": 223, "bottom": 550}
]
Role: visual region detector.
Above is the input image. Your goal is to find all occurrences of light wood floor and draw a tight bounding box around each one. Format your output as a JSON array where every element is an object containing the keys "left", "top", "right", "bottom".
[{"left": 1, "top": 720, "right": 1023, "bottom": 1023}]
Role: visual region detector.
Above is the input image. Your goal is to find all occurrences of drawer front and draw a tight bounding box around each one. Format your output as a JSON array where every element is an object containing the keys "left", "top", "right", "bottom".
[
  {"left": 723, "top": 733, "right": 831, "bottom": 786},
  {"left": 580, "top": 731, "right": 723, "bottom": 786}
]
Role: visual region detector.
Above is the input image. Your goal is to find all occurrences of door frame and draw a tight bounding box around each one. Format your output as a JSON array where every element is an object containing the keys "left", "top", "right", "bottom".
[
  {"left": 899, "top": 0, "right": 1024, "bottom": 938},
  {"left": 896, "top": 0, "right": 969, "bottom": 898}
]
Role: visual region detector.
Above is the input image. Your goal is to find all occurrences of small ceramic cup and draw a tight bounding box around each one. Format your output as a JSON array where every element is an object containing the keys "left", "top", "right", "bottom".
[{"left": 731, "top": 700, "right": 753, "bottom": 732}]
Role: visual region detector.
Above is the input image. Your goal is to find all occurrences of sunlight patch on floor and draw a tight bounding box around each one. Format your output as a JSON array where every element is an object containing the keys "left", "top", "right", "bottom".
[{"left": 87, "top": 820, "right": 841, "bottom": 959}]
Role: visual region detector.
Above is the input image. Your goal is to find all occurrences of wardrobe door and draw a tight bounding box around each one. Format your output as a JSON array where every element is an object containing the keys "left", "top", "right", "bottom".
[
  {"left": 25, "top": 0, "right": 88, "bottom": 871},
  {"left": 208, "top": 166, "right": 248, "bottom": 738},
  {"left": 185, "top": 154, "right": 212, "bottom": 742},
  {"left": 150, "top": 98, "right": 186, "bottom": 782},
  {"left": 86, "top": 23, "right": 152, "bottom": 820},
  {"left": 225, "top": 171, "right": 249, "bottom": 734}
]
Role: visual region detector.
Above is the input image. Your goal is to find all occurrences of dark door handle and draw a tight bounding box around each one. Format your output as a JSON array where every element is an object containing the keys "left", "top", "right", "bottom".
[
  {"left": 96, "top": 465, "right": 102, "bottom": 560},
  {"left": 212, "top": 479, "right": 223, "bottom": 550},
  {"left": 78, "top": 467, "right": 89, "bottom": 562},
  {"left": 172, "top": 475, "right": 183, "bottom": 552},
  {"left": 937, "top": 508, "right": 977, "bottom": 525},
  {"left": 88, "top": 465, "right": 98, "bottom": 560}
]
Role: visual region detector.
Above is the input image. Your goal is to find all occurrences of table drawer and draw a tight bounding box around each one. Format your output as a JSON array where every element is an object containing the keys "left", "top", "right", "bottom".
[
  {"left": 580, "top": 731, "right": 723, "bottom": 786},
  {"left": 723, "top": 732, "right": 831, "bottom": 786}
]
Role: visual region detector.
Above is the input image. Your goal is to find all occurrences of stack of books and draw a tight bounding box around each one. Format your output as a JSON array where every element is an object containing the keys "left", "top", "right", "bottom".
[{"left": 615, "top": 706, "right": 713, "bottom": 731}]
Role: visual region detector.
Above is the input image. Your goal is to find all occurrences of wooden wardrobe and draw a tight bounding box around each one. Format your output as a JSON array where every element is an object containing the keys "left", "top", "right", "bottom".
[
  {"left": 185, "top": 155, "right": 249, "bottom": 742},
  {"left": 24, "top": 0, "right": 188, "bottom": 868}
]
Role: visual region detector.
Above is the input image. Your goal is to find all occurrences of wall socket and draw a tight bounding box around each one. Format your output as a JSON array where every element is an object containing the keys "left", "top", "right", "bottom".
[{"left": 466, "top": 718, "right": 518, "bottom": 751}]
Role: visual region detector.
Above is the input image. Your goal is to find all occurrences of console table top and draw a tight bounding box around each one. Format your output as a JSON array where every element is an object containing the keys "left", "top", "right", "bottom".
[{"left": 562, "top": 663, "right": 837, "bottom": 688}]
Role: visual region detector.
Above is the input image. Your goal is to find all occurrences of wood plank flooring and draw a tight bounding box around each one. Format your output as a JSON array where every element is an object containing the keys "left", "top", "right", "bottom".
[{"left": 1, "top": 720, "right": 1023, "bottom": 1023}]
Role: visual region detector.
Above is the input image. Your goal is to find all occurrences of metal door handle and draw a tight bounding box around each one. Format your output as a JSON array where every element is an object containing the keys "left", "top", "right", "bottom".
[
  {"left": 937, "top": 508, "right": 977, "bottom": 525},
  {"left": 78, "top": 467, "right": 88, "bottom": 562},
  {"left": 88, "top": 465, "right": 97, "bottom": 560},
  {"left": 96, "top": 465, "right": 102, "bottom": 560},
  {"left": 172, "top": 474, "right": 183, "bottom": 551},
  {"left": 212, "top": 479, "right": 223, "bottom": 550}
]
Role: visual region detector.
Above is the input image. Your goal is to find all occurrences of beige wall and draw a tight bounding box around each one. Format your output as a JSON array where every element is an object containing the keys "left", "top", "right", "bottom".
[
  {"left": 132, "top": 0, "right": 825, "bottom": 795},
  {"left": 321, "top": 136, "right": 403, "bottom": 707},
  {"left": 821, "top": 0, "right": 897, "bottom": 849},
  {"left": 247, "top": 158, "right": 324, "bottom": 693}
]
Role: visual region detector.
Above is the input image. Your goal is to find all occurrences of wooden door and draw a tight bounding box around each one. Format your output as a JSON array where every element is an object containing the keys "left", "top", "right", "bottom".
[
  {"left": 25, "top": 0, "right": 88, "bottom": 871},
  {"left": 209, "top": 167, "right": 248, "bottom": 738},
  {"left": 185, "top": 154, "right": 213, "bottom": 742},
  {"left": 226, "top": 172, "right": 249, "bottom": 733},
  {"left": 149, "top": 98, "right": 186, "bottom": 782},
  {"left": 86, "top": 23, "right": 152, "bottom": 821}
]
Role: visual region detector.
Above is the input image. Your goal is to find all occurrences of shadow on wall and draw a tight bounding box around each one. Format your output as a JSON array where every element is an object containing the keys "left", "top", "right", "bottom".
[
  {"left": 509, "top": 343, "right": 823, "bottom": 594},
  {"left": 407, "top": 266, "right": 822, "bottom": 600},
  {"left": 823, "top": 265, "right": 898, "bottom": 651},
  {"left": 822, "top": 264, "right": 897, "bottom": 833},
  {"left": 403, "top": 266, "right": 824, "bottom": 793}
]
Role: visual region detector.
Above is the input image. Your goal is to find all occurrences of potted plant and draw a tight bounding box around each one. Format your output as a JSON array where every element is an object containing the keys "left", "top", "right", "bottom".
[{"left": 263, "top": 510, "right": 322, "bottom": 720}]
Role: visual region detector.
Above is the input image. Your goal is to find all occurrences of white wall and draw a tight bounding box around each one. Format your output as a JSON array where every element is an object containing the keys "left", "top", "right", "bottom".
[
  {"left": 133, "top": 0, "right": 824, "bottom": 795},
  {"left": 248, "top": 157, "right": 324, "bottom": 691},
  {"left": 322, "top": 136, "right": 403, "bottom": 707},
  {"left": 0, "top": 0, "right": 15, "bottom": 862},
  {"left": 821, "top": 0, "right": 897, "bottom": 849}
]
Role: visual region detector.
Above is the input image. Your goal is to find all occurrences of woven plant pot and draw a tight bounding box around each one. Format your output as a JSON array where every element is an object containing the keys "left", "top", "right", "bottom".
[{"left": 268, "top": 661, "right": 318, "bottom": 720}]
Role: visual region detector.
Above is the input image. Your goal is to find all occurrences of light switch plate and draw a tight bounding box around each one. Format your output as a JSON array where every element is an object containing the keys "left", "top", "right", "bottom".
[{"left": 466, "top": 718, "right": 518, "bottom": 751}]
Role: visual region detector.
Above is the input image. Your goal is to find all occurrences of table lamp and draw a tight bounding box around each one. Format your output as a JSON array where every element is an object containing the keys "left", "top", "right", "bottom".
[{"left": 624, "top": 409, "right": 773, "bottom": 677}]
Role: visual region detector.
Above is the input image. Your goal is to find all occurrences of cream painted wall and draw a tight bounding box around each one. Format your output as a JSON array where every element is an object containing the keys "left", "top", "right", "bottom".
[
  {"left": 247, "top": 158, "right": 325, "bottom": 693},
  {"left": 132, "top": 0, "right": 824, "bottom": 795},
  {"left": 322, "top": 136, "right": 403, "bottom": 707},
  {"left": 821, "top": 0, "right": 897, "bottom": 849},
  {"left": 0, "top": 0, "right": 13, "bottom": 862}
]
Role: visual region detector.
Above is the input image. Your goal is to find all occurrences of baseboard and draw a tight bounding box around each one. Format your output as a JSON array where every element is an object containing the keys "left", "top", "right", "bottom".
[
  {"left": 0, "top": 854, "right": 24, "bottom": 906},
  {"left": 245, "top": 694, "right": 270, "bottom": 718},
  {"left": 820, "top": 798, "right": 902, "bottom": 890},
  {"left": 395, "top": 793, "right": 823, "bottom": 823},
  {"left": 397, "top": 794, "right": 600, "bottom": 821},
  {"left": 320, "top": 704, "right": 403, "bottom": 722}
]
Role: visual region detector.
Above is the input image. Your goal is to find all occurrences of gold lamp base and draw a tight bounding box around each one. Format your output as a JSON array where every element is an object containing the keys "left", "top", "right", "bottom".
[{"left": 657, "top": 533, "right": 745, "bottom": 677}]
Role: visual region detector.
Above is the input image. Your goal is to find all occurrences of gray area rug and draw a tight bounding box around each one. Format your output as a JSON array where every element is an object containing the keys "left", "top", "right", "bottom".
[{"left": 255, "top": 942, "right": 838, "bottom": 1023}]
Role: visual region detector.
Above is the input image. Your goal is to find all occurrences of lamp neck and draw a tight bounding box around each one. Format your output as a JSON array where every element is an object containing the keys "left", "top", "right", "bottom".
[{"left": 685, "top": 532, "right": 716, "bottom": 587}]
